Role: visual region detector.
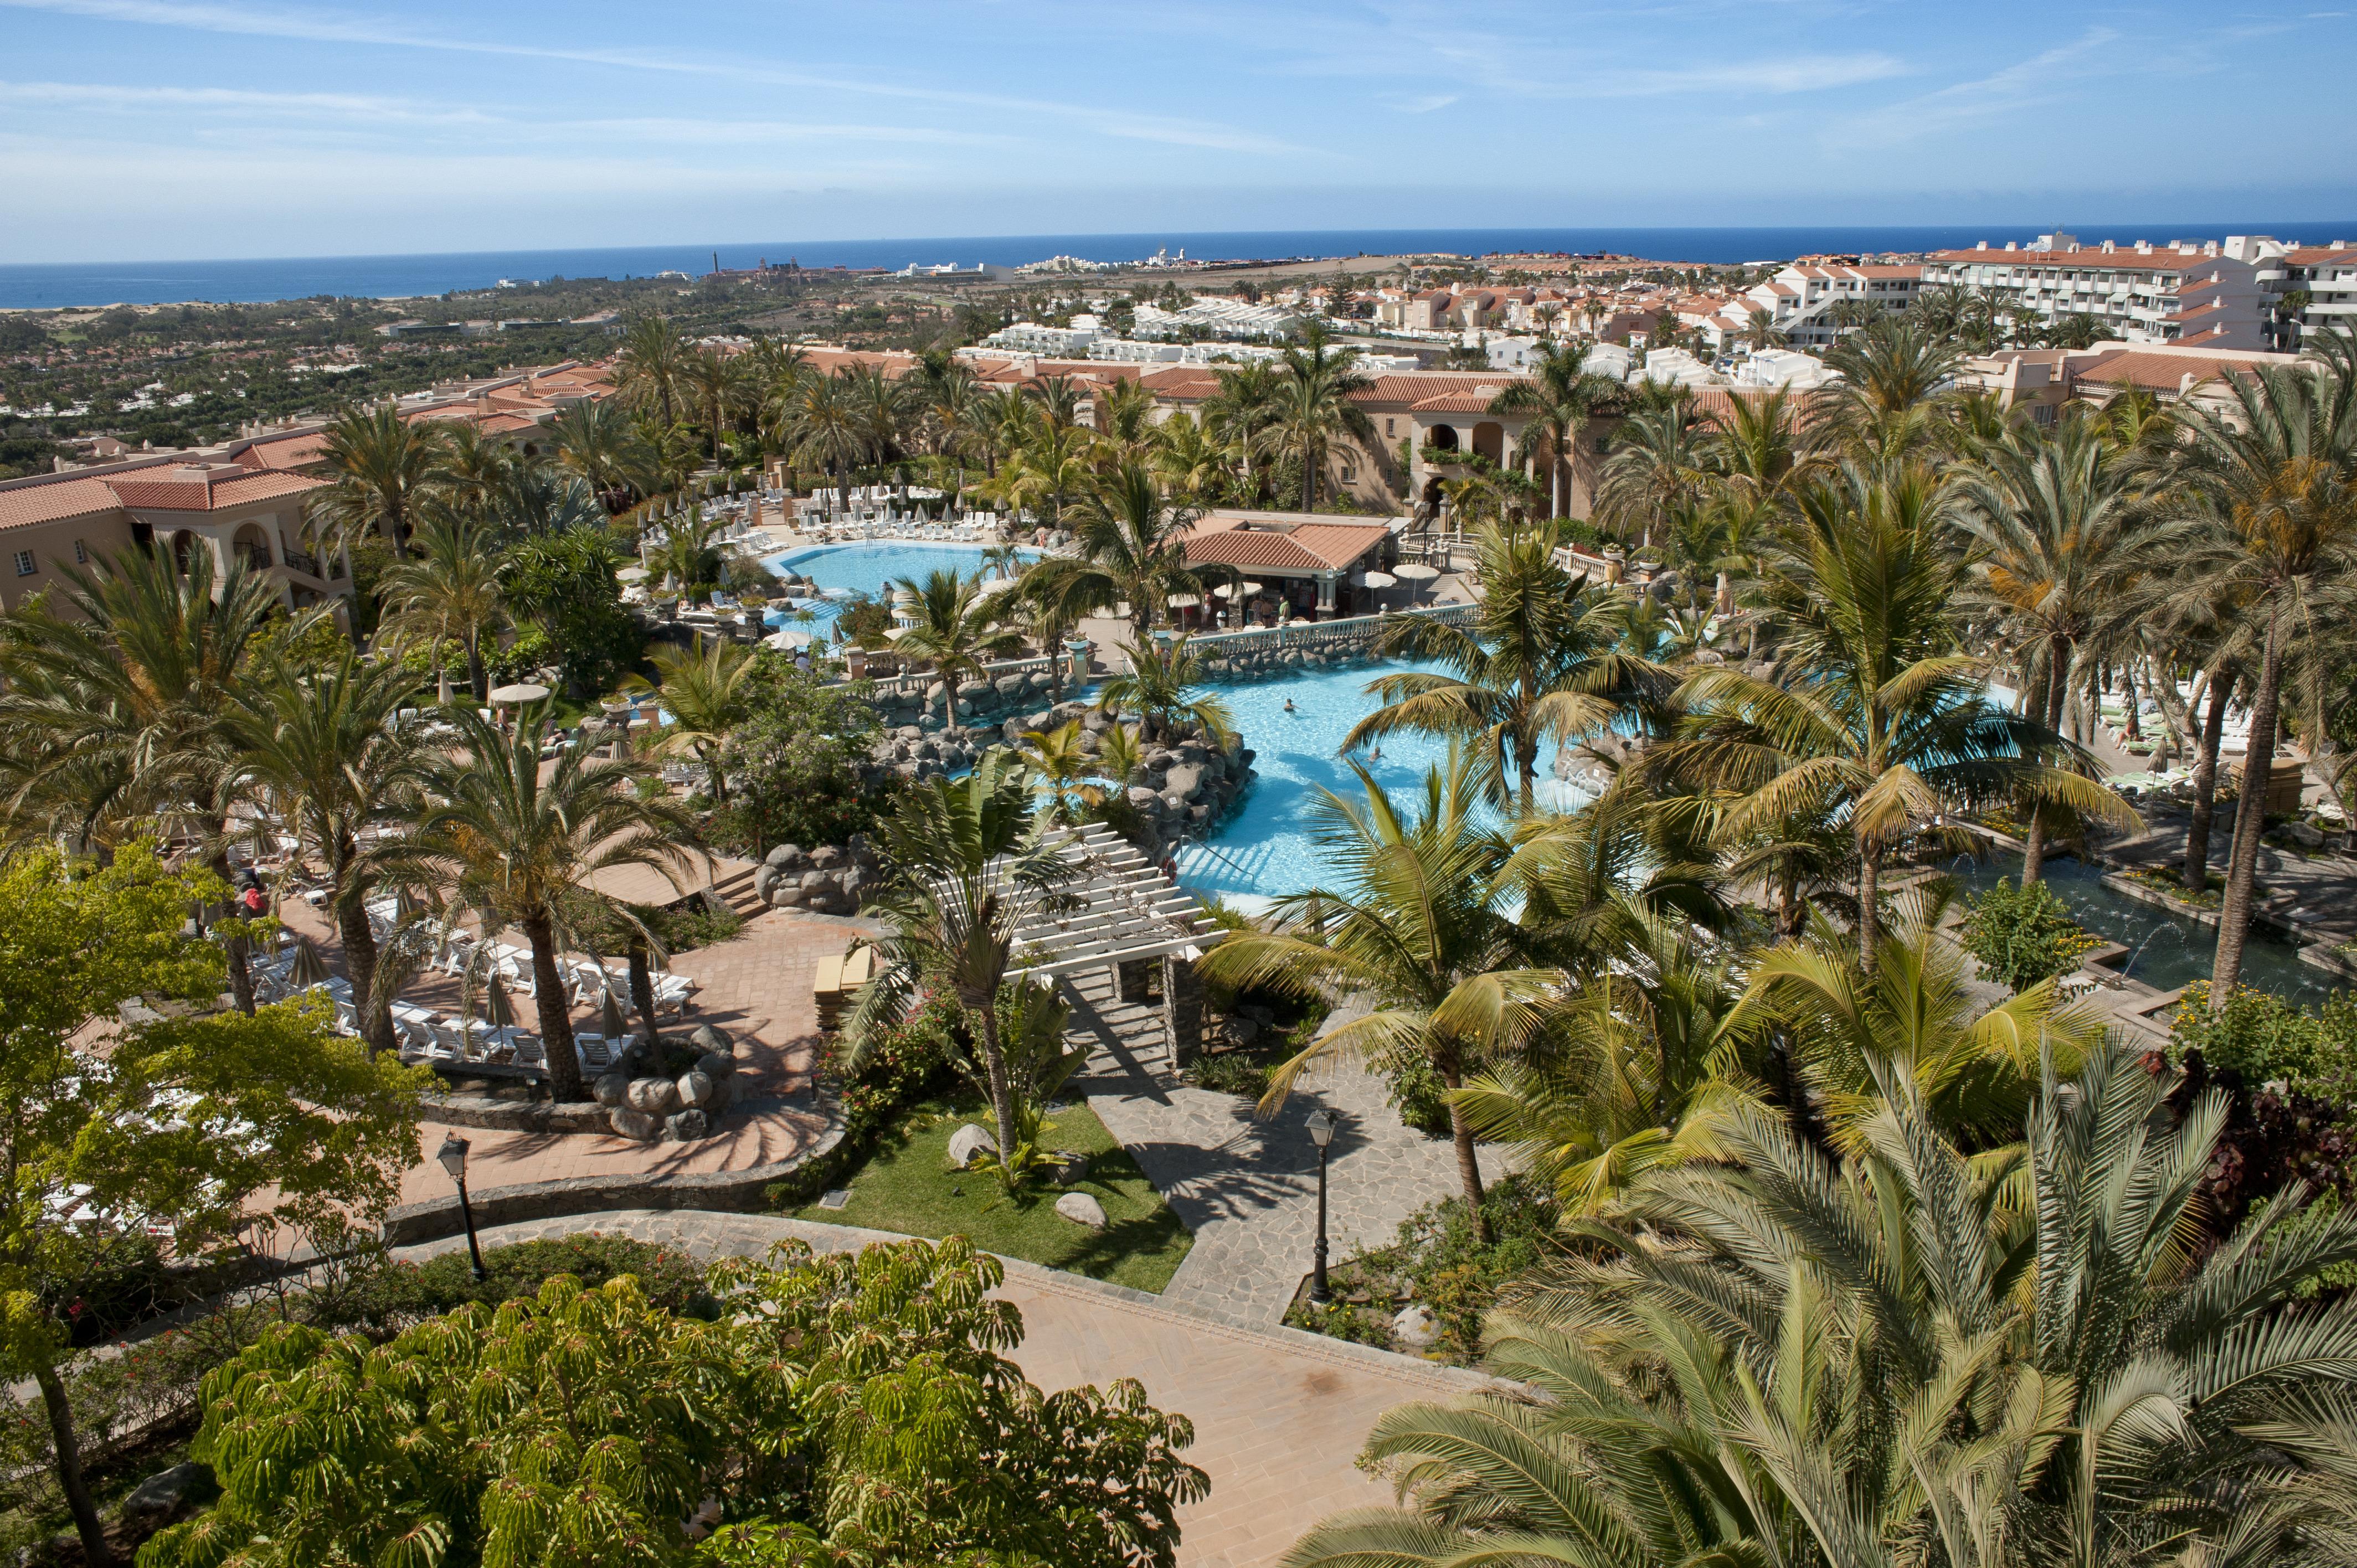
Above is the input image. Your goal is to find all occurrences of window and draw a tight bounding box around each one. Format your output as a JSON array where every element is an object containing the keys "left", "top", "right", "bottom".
[
  {"left": 1340, "top": 465, "right": 1357, "bottom": 483},
  {"left": 1385, "top": 417, "right": 1396, "bottom": 437},
  {"left": 73, "top": 539, "right": 87, "bottom": 564},
  {"left": 12, "top": 551, "right": 33, "bottom": 577}
]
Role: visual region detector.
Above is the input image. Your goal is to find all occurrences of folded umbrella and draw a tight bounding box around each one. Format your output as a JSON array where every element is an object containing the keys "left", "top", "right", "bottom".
[
  {"left": 288, "top": 936, "right": 331, "bottom": 989},
  {"left": 483, "top": 974, "right": 516, "bottom": 1030}
]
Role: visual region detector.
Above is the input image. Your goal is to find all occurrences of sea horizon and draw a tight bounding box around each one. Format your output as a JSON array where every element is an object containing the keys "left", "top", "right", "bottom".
[{"left": 6, "top": 222, "right": 2355, "bottom": 311}]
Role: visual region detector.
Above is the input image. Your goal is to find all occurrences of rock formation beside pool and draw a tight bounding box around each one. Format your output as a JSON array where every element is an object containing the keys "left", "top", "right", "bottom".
[{"left": 754, "top": 838, "right": 881, "bottom": 916}]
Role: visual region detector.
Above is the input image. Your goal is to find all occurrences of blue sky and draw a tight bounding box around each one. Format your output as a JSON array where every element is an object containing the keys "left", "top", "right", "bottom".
[{"left": 4, "top": 0, "right": 2354, "bottom": 262}]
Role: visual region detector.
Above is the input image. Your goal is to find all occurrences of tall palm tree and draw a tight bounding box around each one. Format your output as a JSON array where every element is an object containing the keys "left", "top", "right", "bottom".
[
  {"left": 233, "top": 649, "right": 430, "bottom": 1055},
  {"left": 1290, "top": 1043, "right": 2357, "bottom": 1568},
  {"left": 1198, "top": 747, "right": 1567, "bottom": 1237},
  {"left": 377, "top": 512, "right": 506, "bottom": 704},
  {"left": 1027, "top": 460, "right": 1223, "bottom": 643},
  {"left": 399, "top": 708, "right": 699, "bottom": 1102},
  {"left": 842, "top": 362, "right": 912, "bottom": 483},
  {"left": 681, "top": 344, "right": 748, "bottom": 459},
  {"left": 1272, "top": 324, "right": 1375, "bottom": 512},
  {"left": 550, "top": 400, "right": 654, "bottom": 514},
  {"left": 774, "top": 370, "right": 865, "bottom": 516},
  {"left": 1094, "top": 633, "right": 1232, "bottom": 746},
  {"left": 1147, "top": 410, "right": 1231, "bottom": 504},
  {"left": 1594, "top": 398, "right": 1710, "bottom": 549},
  {"left": 888, "top": 569, "right": 1022, "bottom": 720},
  {"left": 1810, "top": 315, "right": 1965, "bottom": 461},
  {"left": 1352, "top": 522, "right": 1652, "bottom": 807},
  {"left": 1093, "top": 376, "right": 1159, "bottom": 462},
  {"left": 438, "top": 423, "right": 515, "bottom": 523},
  {"left": 1486, "top": 339, "right": 1618, "bottom": 518},
  {"left": 2160, "top": 339, "right": 2357, "bottom": 1002},
  {"left": 1654, "top": 463, "right": 2132, "bottom": 969},
  {"left": 1203, "top": 360, "right": 1283, "bottom": 503},
  {"left": 615, "top": 313, "right": 688, "bottom": 427},
  {"left": 620, "top": 636, "right": 756, "bottom": 803},
  {"left": 1957, "top": 416, "right": 2174, "bottom": 880},
  {"left": 313, "top": 403, "right": 450, "bottom": 558},
  {"left": 963, "top": 384, "right": 1039, "bottom": 479},
  {"left": 1027, "top": 373, "right": 1085, "bottom": 432},
  {"left": 843, "top": 751, "right": 1081, "bottom": 1180},
  {"left": 991, "top": 420, "right": 1094, "bottom": 532}
]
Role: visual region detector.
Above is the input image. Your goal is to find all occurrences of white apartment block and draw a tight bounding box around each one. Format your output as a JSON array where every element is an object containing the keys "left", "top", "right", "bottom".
[
  {"left": 1133, "top": 300, "right": 1304, "bottom": 341},
  {"left": 979, "top": 321, "right": 1102, "bottom": 356},
  {"left": 1917, "top": 232, "right": 2357, "bottom": 352},
  {"left": 1738, "top": 262, "right": 1923, "bottom": 347}
]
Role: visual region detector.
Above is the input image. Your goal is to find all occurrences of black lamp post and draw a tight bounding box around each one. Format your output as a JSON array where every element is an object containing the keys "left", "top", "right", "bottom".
[
  {"left": 1306, "top": 1108, "right": 1336, "bottom": 1304},
  {"left": 436, "top": 1132, "right": 486, "bottom": 1282}
]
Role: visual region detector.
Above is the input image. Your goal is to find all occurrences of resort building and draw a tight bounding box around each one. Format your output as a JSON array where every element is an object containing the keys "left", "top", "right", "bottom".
[
  {"left": 1176, "top": 510, "right": 1401, "bottom": 618},
  {"left": 1960, "top": 339, "right": 2306, "bottom": 423}
]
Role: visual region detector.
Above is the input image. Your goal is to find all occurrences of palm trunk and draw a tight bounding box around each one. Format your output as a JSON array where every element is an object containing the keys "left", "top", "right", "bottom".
[
  {"left": 2021, "top": 640, "right": 2069, "bottom": 884},
  {"left": 336, "top": 898, "right": 394, "bottom": 1056},
  {"left": 524, "top": 911, "right": 585, "bottom": 1100},
  {"left": 467, "top": 637, "right": 487, "bottom": 704},
  {"left": 1856, "top": 837, "right": 1882, "bottom": 974},
  {"left": 627, "top": 937, "right": 658, "bottom": 1042},
  {"left": 35, "top": 1362, "right": 110, "bottom": 1568},
  {"left": 1437, "top": 1049, "right": 1489, "bottom": 1242},
  {"left": 972, "top": 988, "right": 1021, "bottom": 1178},
  {"left": 2212, "top": 606, "right": 2284, "bottom": 1005},
  {"left": 2185, "top": 673, "right": 2234, "bottom": 894}
]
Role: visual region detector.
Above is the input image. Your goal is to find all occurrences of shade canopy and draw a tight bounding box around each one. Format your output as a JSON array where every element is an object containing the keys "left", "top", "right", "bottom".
[
  {"left": 1392, "top": 563, "right": 1440, "bottom": 581},
  {"left": 1166, "top": 593, "right": 1203, "bottom": 609},
  {"left": 954, "top": 821, "right": 1228, "bottom": 982},
  {"left": 615, "top": 566, "right": 651, "bottom": 584},
  {"left": 488, "top": 683, "right": 552, "bottom": 705},
  {"left": 763, "top": 629, "right": 814, "bottom": 649},
  {"left": 1356, "top": 570, "right": 1398, "bottom": 589}
]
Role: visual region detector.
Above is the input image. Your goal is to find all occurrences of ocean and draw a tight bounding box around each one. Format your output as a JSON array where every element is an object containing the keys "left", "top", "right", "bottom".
[{"left": 6, "top": 224, "right": 2353, "bottom": 310}]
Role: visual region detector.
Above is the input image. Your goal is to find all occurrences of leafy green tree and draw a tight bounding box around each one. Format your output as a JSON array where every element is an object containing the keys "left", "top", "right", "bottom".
[
  {"left": 150, "top": 1237, "right": 1209, "bottom": 1568},
  {"left": 624, "top": 635, "right": 757, "bottom": 804},
  {"left": 1095, "top": 634, "right": 1232, "bottom": 747},
  {"left": 501, "top": 524, "right": 637, "bottom": 697},
  {"left": 313, "top": 401, "right": 451, "bottom": 558},
  {"left": 1954, "top": 875, "right": 2101, "bottom": 992},
  {"left": 0, "top": 844, "right": 423, "bottom": 1567},
  {"left": 377, "top": 511, "right": 508, "bottom": 704}
]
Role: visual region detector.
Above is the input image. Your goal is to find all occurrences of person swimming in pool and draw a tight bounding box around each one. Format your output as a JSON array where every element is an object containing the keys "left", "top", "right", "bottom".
[{"left": 1284, "top": 698, "right": 1296, "bottom": 714}]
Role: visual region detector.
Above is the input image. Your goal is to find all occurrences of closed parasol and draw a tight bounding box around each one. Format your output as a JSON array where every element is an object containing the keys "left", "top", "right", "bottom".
[
  {"left": 599, "top": 983, "right": 629, "bottom": 1039},
  {"left": 288, "top": 936, "right": 331, "bottom": 988},
  {"left": 482, "top": 974, "right": 517, "bottom": 1030}
]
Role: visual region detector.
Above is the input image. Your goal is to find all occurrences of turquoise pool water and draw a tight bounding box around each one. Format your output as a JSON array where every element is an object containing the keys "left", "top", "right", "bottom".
[
  {"left": 1944, "top": 854, "right": 2342, "bottom": 1007},
  {"left": 1177, "top": 659, "right": 1594, "bottom": 906},
  {"left": 758, "top": 542, "right": 1032, "bottom": 633}
]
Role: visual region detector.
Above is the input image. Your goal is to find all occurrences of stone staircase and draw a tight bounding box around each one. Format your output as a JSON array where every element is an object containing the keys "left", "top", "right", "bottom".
[
  {"left": 1060, "top": 967, "right": 1175, "bottom": 1074},
  {"left": 706, "top": 861, "right": 768, "bottom": 920}
]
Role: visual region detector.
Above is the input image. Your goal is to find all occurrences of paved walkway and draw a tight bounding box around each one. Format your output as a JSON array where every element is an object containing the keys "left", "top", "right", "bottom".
[
  {"left": 397, "top": 1209, "right": 1485, "bottom": 1568},
  {"left": 276, "top": 900, "right": 853, "bottom": 1203},
  {"left": 1069, "top": 986, "right": 1470, "bottom": 1325}
]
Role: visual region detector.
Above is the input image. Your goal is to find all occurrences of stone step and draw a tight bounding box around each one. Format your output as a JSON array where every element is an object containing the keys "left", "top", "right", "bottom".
[{"left": 708, "top": 868, "right": 767, "bottom": 919}]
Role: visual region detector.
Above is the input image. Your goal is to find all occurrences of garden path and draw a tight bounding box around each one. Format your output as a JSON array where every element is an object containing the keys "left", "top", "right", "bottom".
[
  {"left": 1064, "top": 978, "right": 1471, "bottom": 1325},
  {"left": 395, "top": 1209, "right": 1490, "bottom": 1568}
]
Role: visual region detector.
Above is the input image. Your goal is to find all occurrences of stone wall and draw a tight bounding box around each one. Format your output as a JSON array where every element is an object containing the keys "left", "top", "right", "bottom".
[{"left": 754, "top": 839, "right": 878, "bottom": 916}]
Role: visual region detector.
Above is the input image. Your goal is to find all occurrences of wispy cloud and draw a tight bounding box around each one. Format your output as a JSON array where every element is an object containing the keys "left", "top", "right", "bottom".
[
  {"left": 1388, "top": 93, "right": 1460, "bottom": 113},
  {"left": 0, "top": 0, "right": 1321, "bottom": 156}
]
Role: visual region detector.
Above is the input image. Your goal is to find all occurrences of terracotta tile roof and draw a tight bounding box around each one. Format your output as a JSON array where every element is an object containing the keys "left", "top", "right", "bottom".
[
  {"left": 0, "top": 476, "right": 126, "bottom": 533},
  {"left": 2165, "top": 301, "right": 2227, "bottom": 323},
  {"left": 1409, "top": 388, "right": 1512, "bottom": 413},
  {"left": 1180, "top": 513, "right": 1390, "bottom": 574},
  {"left": 2286, "top": 245, "right": 2357, "bottom": 266},
  {"left": 1926, "top": 249, "right": 2198, "bottom": 272},
  {"left": 108, "top": 468, "right": 322, "bottom": 513},
  {"left": 1351, "top": 371, "right": 1530, "bottom": 408},
  {"left": 2065, "top": 349, "right": 2270, "bottom": 393},
  {"left": 1139, "top": 368, "right": 1223, "bottom": 401},
  {"left": 233, "top": 431, "right": 330, "bottom": 471}
]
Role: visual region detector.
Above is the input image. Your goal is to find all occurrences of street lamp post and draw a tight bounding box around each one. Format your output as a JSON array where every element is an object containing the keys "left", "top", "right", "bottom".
[
  {"left": 436, "top": 1132, "right": 486, "bottom": 1282},
  {"left": 1306, "top": 1109, "right": 1336, "bottom": 1305}
]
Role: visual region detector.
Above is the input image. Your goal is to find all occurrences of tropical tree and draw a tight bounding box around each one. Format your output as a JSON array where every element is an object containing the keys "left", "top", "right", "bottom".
[
  {"left": 1272, "top": 324, "right": 1376, "bottom": 511},
  {"left": 1595, "top": 399, "right": 1710, "bottom": 548},
  {"left": 1095, "top": 633, "right": 1233, "bottom": 746},
  {"left": 235, "top": 647, "right": 435, "bottom": 1059},
  {"left": 992, "top": 419, "right": 1095, "bottom": 531},
  {"left": 1203, "top": 360, "right": 1283, "bottom": 502},
  {"left": 642, "top": 507, "right": 738, "bottom": 600},
  {"left": 683, "top": 341, "right": 749, "bottom": 457},
  {"left": 1352, "top": 522, "right": 1654, "bottom": 807},
  {"left": 1810, "top": 314, "right": 1965, "bottom": 461},
  {"left": 1198, "top": 748, "right": 1567, "bottom": 1236},
  {"left": 2160, "top": 338, "right": 2357, "bottom": 1001},
  {"left": 1288, "top": 1042, "right": 2357, "bottom": 1568},
  {"left": 615, "top": 312, "right": 689, "bottom": 426},
  {"left": 844, "top": 752, "right": 1083, "bottom": 1180},
  {"left": 891, "top": 567, "right": 1023, "bottom": 718},
  {"left": 313, "top": 401, "right": 450, "bottom": 557},
  {"left": 1487, "top": 339, "right": 1619, "bottom": 518},
  {"left": 1653, "top": 463, "right": 2134, "bottom": 968},
  {"left": 1028, "top": 460, "right": 1225, "bottom": 643},
  {"left": 1149, "top": 409, "right": 1232, "bottom": 504},
  {"left": 773, "top": 368, "right": 866, "bottom": 515},
  {"left": 375, "top": 511, "right": 507, "bottom": 704},
  {"left": 550, "top": 398, "right": 654, "bottom": 512},
  {"left": 621, "top": 635, "right": 757, "bottom": 803},
  {"left": 399, "top": 708, "right": 700, "bottom": 1101}
]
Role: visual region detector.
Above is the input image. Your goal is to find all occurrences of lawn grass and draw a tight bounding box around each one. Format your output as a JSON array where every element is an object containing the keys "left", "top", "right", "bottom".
[{"left": 787, "top": 1097, "right": 1193, "bottom": 1293}]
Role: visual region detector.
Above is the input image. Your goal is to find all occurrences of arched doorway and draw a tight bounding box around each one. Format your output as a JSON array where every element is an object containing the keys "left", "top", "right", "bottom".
[
  {"left": 1426, "top": 424, "right": 1459, "bottom": 452},
  {"left": 169, "top": 531, "right": 194, "bottom": 574},
  {"left": 1471, "top": 422, "right": 1504, "bottom": 464},
  {"left": 231, "top": 523, "right": 271, "bottom": 572}
]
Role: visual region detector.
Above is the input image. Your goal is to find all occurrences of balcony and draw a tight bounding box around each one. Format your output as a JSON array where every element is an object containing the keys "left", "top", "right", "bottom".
[
  {"left": 281, "top": 547, "right": 323, "bottom": 579},
  {"left": 239, "top": 544, "right": 272, "bottom": 572}
]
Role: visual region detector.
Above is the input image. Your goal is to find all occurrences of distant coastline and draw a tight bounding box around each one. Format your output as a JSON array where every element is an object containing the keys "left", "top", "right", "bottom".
[{"left": 7, "top": 223, "right": 2356, "bottom": 311}]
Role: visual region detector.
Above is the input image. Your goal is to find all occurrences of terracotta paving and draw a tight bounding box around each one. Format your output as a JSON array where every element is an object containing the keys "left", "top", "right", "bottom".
[
  {"left": 274, "top": 899, "right": 855, "bottom": 1203},
  {"left": 399, "top": 1210, "right": 1489, "bottom": 1567}
]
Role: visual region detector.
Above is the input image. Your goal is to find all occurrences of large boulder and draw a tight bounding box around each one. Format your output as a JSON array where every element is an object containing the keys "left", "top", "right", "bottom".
[
  {"left": 810, "top": 843, "right": 846, "bottom": 869},
  {"left": 676, "top": 1069, "right": 715, "bottom": 1108},
  {"left": 752, "top": 863, "right": 779, "bottom": 900},
  {"left": 1126, "top": 786, "right": 1162, "bottom": 811},
  {"left": 947, "top": 1123, "right": 999, "bottom": 1167},
  {"left": 626, "top": 1076, "right": 682, "bottom": 1116},
  {"left": 591, "top": 1071, "right": 632, "bottom": 1107},
  {"left": 664, "top": 1108, "right": 709, "bottom": 1141},
  {"left": 690, "top": 1023, "right": 733, "bottom": 1056},
  {"left": 1163, "top": 764, "right": 1203, "bottom": 801},
  {"left": 765, "top": 843, "right": 807, "bottom": 869},
  {"left": 121, "top": 1463, "right": 215, "bottom": 1530},
  {"left": 1054, "top": 1191, "right": 1107, "bottom": 1228},
  {"left": 995, "top": 673, "right": 1028, "bottom": 699},
  {"left": 609, "top": 1106, "right": 660, "bottom": 1139},
  {"left": 1391, "top": 1303, "right": 1439, "bottom": 1349},
  {"left": 695, "top": 1050, "right": 734, "bottom": 1080}
]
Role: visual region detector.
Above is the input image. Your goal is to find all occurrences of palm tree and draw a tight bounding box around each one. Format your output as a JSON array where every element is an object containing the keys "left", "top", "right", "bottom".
[
  {"left": 1027, "top": 460, "right": 1223, "bottom": 643},
  {"left": 1291, "top": 1043, "right": 2357, "bottom": 1568},
  {"left": 313, "top": 403, "right": 450, "bottom": 558},
  {"left": 843, "top": 751, "right": 1082, "bottom": 1180},
  {"left": 377, "top": 512, "right": 506, "bottom": 704},
  {"left": 681, "top": 344, "right": 748, "bottom": 460},
  {"left": 1095, "top": 633, "right": 1232, "bottom": 747},
  {"left": 2160, "top": 338, "right": 2357, "bottom": 1002},
  {"left": 1093, "top": 376, "right": 1159, "bottom": 461},
  {"left": 1594, "top": 399, "right": 1710, "bottom": 549},
  {"left": 232, "top": 649, "right": 430, "bottom": 1055},
  {"left": 1653, "top": 463, "right": 2133, "bottom": 969},
  {"left": 773, "top": 369, "right": 864, "bottom": 517},
  {"left": 1957, "top": 416, "right": 2174, "bottom": 880},
  {"left": 1147, "top": 410, "right": 1231, "bottom": 504},
  {"left": 1198, "top": 747, "right": 1567, "bottom": 1236},
  {"left": 616, "top": 313, "right": 688, "bottom": 427},
  {"left": 1203, "top": 360, "right": 1283, "bottom": 503},
  {"left": 1810, "top": 314, "right": 1965, "bottom": 461},
  {"left": 1272, "top": 324, "right": 1375, "bottom": 512},
  {"left": 843, "top": 362, "right": 913, "bottom": 484},
  {"left": 964, "top": 384, "right": 1039, "bottom": 479},
  {"left": 550, "top": 398, "right": 654, "bottom": 515},
  {"left": 1486, "top": 340, "right": 1618, "bottom": 518},
  {"left": 891, "top": 568, "right": 1023, "bottom": 719},
  {"left": 399, "top": 708, "right": 699, "bottom": 1102},
  {"left": 1351, "top": 523, "right": 1651, "bottom": 807},
  {"left": 438, "top": 424, "right": 515, "bottom": 523},
  {"left": 1027, "top": 373, "right": 1085, "bottom": 431},
  {"left": 621, "top": 637, "right": 756, "bottom": 803},
  {"left": 642, "top": 509, "right": 735, "bottom": 601},
  {"left": 991, "top": 420, "right": 1094, "bottom": 532}
]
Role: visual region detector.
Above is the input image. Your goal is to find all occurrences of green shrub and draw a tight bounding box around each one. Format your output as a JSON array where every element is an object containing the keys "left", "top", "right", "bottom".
[
  {"left": 1190, "top": 1051, "right": 1270, "bottom": 1100},
  {"left": 1956, "top": 876, "right": 2101, "bottom": 991},
  {"left": 2172, "top": 981, "right": 2357, "bottom": 1101},
  {"left": 1294, "top": 1174, "right": 1559, "bottom": 1363},
  {"left": 343, "top": 1234, "right": 715, "bottom": 1325},
  {"left": 1379, "top": 1046, "right": 1454, "bottom": 1138}
]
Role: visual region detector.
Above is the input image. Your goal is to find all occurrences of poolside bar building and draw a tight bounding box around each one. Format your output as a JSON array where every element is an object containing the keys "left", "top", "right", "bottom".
[{"left": 1177, "top": 511, "right": 1402, "bottom": 622}]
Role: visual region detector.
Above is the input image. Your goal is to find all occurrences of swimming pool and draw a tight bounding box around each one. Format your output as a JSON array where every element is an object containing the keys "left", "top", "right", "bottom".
[
  {"left": 1175, "top": 659, "right": 1594, "bottom": 907},
  {"left": 758, "top": 542, "right": 1034, "bottom": 633}
]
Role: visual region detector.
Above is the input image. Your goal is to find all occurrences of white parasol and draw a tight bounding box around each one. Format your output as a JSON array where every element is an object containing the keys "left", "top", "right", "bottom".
[
  {"left": 488, "top": 682, "right": 551, "bottom": 705},
  {"left": 615, "top": 566, "right": 650, "bottom": 584},
  {"left": 1211, "top": 580, "right": 1264, "bottom": 599},
  {"left": 1357, "top": 570, "right": 1398, "bottom": 589},
  {"left": 1392, "top": 563, "right": 1440, "bottom": 581},
  {"left": 1166, "top": 593, "right": 1204, "bottom": 609},
  {"left": 763, "top": 629, "right": 814, "bottom": 649}
]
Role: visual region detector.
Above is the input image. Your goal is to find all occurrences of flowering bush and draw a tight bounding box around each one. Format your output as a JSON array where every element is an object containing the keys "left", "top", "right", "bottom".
[{"left": 1956, "top": 876, "right": 2102, "bottom": 991}]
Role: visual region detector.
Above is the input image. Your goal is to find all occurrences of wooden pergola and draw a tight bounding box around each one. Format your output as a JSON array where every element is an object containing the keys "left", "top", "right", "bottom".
[{"left": 1005, "top": 822, "right": 1223, "bottom": 981}]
